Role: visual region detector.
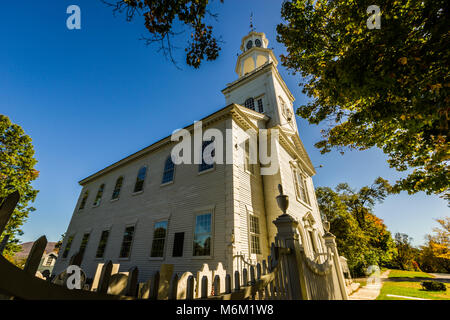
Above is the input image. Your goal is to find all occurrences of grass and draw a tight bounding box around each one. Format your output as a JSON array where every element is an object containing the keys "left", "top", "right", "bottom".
[
  {"left": 387, "top": 270, "right": 432, "bottom": 279},
  {"left": 376, "top": 269, "right": 450, "bottom": 300}
]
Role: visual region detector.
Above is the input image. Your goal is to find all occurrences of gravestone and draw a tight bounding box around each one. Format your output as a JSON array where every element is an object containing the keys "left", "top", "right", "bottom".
[
  {"left": 157, "top": 264, "right": 174, "bottom": 299},
  {"left": 177, "top": 271, "right": 195, "bottom": 299},
  {"left": 107, "top": 273, "right": 129, "bottom": 295}
]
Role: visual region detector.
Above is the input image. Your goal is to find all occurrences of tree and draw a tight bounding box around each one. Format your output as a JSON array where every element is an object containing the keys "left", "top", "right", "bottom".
[
  {"left": 392, "top": 233, "right": 419, "bottom": 270},
  {"left": 104, "top": 0, "right": 223, "bottom": 68},
  {"left": 317, "top": 178, "right": 396, "bottom": 276},
  {"left": 54, "top": 232, "right": 66, "bottom": 254},
  {"left": 0, "top": 115, "right": 39, "bottom": 256},
  {"left": 418, "top": 217, "right": 450, "bottom": 272},
  {"left": 277, "top": 0, "right": 449, "bottom": 201}
]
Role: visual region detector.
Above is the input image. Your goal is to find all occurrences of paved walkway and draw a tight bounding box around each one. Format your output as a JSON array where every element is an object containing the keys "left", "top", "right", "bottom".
[
  {"left": 430, "top": 273, "right": 450, "bottom": 283},
  {"left": 349, "top": 270, "right": 390, "bottom": 300}
]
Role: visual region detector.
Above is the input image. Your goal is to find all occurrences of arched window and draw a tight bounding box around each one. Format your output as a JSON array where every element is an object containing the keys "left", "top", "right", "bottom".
[
  {"left": 93, "top": 184, "right": 105, "bottom": 206},
  {"left": 111, "top": 176, "right": 123, "bottom": 200},
  {"left": 199, "top": 140, "right": 215, "bottom": 172},
  {"left": 162, "top": 156, "right": 175, "bottom": 184},
  {"left": 244, "top": 98, "right": 255, "bottom": 111},
  {"left": 79, "top": 190, "right": 89, "bottom": 210},
  {"left": 134, "top": 166, "right": 147, "bottom": 192}
]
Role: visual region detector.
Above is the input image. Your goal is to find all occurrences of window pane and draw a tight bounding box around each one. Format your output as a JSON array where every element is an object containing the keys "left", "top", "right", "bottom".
[
  {"left": 162, "top": 156, "right": 175, "bottom": 184},
  {"left": 245, "top": 98, "right": 255, "bottom": 110},
  {"left": 96, "top": 230, "right": 110, "bottom": 258},
  {"left": 150, "top": 221, "right": 168, "bottom": 257},
  {"left": 249, "top": 215, "right": 260, "bottom": 234},
  {"left": 249, "top": 215, "right": 261, "bottom": 254},
  {"left": 257, "top": 99, "right": 264, "bottom": 113},
  {"left": 134, "top": 166, "right": 147, "bottom": 192},
  {"left": 112, "top": 177, "right": 123, "bottom": 200},
  {"left": 193, "top": 214, "right": 212, "bottom": 256},
  {"left": 93, "top": 184, "right": 105, "bottom": 206},
  {"left": 79, "top": 233, "right": 90, "bottom": 260},
  {"left": 199, "top": 141, "right": 214, "bottom": 172},
  {"left": 79, "top": 191, "right": 89, "bottom": 210},
  {"left": 62, "top": 235, "right": 74, "bottom": 258},
  {"left": 119, "top": 226, "right": 135, "bottom": 258}
]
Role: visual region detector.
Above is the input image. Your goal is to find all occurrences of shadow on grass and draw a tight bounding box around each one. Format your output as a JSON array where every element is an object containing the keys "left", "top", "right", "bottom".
[{"left": 386, "top": 277, "right": 450, "bottom": 284}]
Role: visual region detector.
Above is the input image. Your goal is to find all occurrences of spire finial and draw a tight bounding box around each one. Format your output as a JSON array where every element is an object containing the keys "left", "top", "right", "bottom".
[{"left": 250, "top": 12, "right": 255, "bottom": 32}]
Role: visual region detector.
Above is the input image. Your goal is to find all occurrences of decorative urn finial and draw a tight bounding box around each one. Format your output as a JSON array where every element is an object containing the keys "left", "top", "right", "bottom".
[{"left": 276, "top": 184, "right": 289, "bottom": 215}]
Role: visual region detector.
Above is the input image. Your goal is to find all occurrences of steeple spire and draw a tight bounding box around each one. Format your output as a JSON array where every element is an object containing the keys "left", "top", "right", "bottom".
[{"left": 249, "top": 12, "right": 255, "bottom": 32}]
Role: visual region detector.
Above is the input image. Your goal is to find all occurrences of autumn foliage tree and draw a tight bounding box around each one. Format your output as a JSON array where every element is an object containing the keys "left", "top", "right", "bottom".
[
  {"left": 0, "top": 115, "right": 39, "bottom": 257},
  {"left": 418, "top": 217, "right": 450, "bottom": 272},
  {"left": 317, "top": 178, "right": 396, "bottom": 275},
  {"left": 277, "top": 0, "right": 449, "bottom": 200}
]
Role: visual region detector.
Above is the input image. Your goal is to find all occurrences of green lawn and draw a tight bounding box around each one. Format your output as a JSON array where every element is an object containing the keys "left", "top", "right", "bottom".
[{"left": 377, "top": 269, "right": 450, "bottom": 300}]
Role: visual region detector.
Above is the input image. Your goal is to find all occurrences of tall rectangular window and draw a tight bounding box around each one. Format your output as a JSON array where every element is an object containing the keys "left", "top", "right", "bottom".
[
  {"left": 199, "top": 141, "right": 214, "bottom": 172},
  {"left": 193, "top": 213, "right": 212, "bottom": 256},
  {"left": 162, "top": 156, "right": 175, "bottom": 184},
  {"left": 172, "top": 232, "right": 185, "bottom": 257},
  {"left": 294, "top": 169, "right": 310, "bottom": 205},
  {"left": 249, "top": 215, "right": 261, "bottom": 254},
  {"left": 150, "top": 221, "right": 168, "bottom": 257},
  {"left": 62, "top": 235, "right": 74, "bottom": 258},
  {"left": 134, "top": 166, "right": 147, "bottom": 193},
  {"left": 79, "top": 191, "right": 89, "bottom": 210},
  {"left": 93, "top": 184, "right": 105, "bottom": 206},
  {"left": 111, "top": 177, "right": 123, "bottom": 200},
  {"left": 119, "top": 226, "right": 135, "bottom": 258},
  {"left": 96, "top": 230, "right": 110, "bottom": 258},
  {"left": 79, "top": 233, "right": 90, "bottom": 259}
]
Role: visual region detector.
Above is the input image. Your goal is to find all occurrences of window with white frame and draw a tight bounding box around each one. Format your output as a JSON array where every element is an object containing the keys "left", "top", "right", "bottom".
[
  {"left": 134, "top": 166, "right": 147, "bottom": 192},
  {"left": 199, "top": 141, "right": 215, "bottom": 172},
  {"left": 293, "top": 168, "right": 310, "bottom": 205},
  {"left": 96, "top": 230, "right": 110, "bottom": 258},
  {"left": 79, "top": 233, "right": 90, "bottom": 260},
  {"left": 79, "top": 191, "right": 89, "bottom": 210},
  {"left": 111, "top": 177, "right": 123, "bottom": 200},
  {"left": 150, "top": 221, "right": 168, "bottom": 257},
  {"left": 193, "top": 213, "right": 212, "bottom": 256},
  {"left": 249, "top": 214, "right": 261, "bottom": 254},
  {"left": 62, "top": 235, "right": 74, "bottom": 258},
  {"left": 93, "top": 184, "right": 105, "bottom": 206},
  {"left": 119, "top": 226, "right": 135, "bottom": 258},
  {"left": 162, "top": 156, "right": 175, "bottom": 184}
]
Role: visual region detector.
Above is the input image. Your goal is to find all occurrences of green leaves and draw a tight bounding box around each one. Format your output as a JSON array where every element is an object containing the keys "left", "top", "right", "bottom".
[
  {"left": 317, "top": 178, "right": 396, "bottom": 275},
  {"left": 107, "top": 0, "right": 222, "bottom": 68},
  {"left": 0, "top": 115, "right": 39, "bottom": 256},
  {"left": 277, "top": 0, "right": 449, "bottom": 200}
]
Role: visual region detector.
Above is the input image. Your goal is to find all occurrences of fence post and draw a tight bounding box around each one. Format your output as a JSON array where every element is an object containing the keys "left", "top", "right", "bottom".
[
  {"left": 273, "top": 214, "right": 309, "bottom": 300},
  {"left": 323, "top": 232, "right": 349, "bottom": 300}
]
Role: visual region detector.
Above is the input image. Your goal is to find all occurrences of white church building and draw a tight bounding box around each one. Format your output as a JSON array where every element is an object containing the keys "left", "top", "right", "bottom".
[{"left": 53, "top": 31, "right": 326, "bottom": 282}]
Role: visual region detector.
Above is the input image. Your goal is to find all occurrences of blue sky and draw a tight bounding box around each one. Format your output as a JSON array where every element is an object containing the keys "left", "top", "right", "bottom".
[{"left": 1, "top": 0, "right": 447, "bottom": 246}]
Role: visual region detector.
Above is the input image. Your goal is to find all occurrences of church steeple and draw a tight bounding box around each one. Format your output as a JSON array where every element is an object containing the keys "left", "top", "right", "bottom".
[
  {"left": 222, "top": 30, "right": 298, "bottom": 133},
  {"left": 235, "top": 31, "right": 277, "bottom": 77}
]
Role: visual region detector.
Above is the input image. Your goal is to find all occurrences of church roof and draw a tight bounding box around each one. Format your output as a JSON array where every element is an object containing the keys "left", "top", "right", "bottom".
[{"left": 78, "top": 104, "right": 268, "bottom": 185}]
